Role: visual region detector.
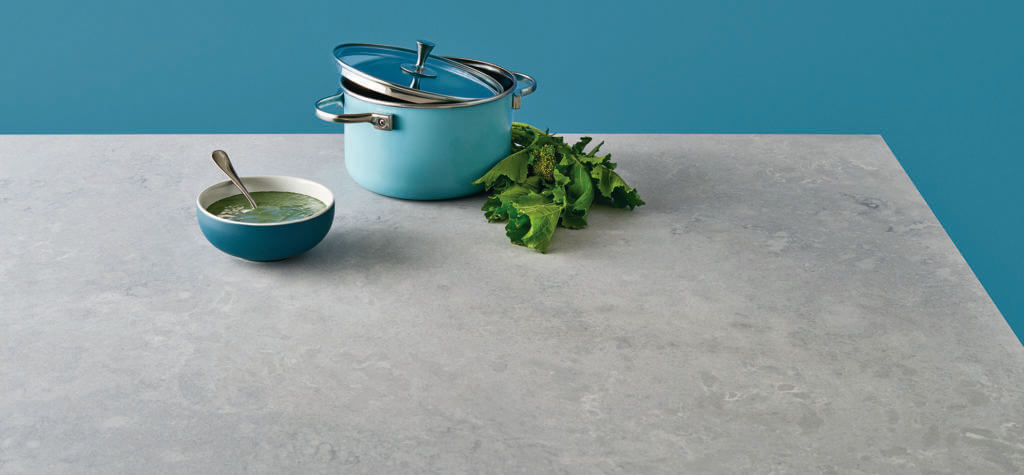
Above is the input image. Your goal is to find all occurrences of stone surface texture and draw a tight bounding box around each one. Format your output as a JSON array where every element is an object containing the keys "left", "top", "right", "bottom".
[{"left": 1, "top": 134, "right": 1022, "bottom": 474}]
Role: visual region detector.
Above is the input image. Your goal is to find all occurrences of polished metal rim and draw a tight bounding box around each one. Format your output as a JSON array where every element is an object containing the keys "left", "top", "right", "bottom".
[
  {"left": 341, "top": 75, "right": 513, "bottom": 110},
  {"left": 333, "top": 42, "right": 507, "bottom": 104},
  {"left": 339, "top": 56, "right": 534, "bottom": 109}
]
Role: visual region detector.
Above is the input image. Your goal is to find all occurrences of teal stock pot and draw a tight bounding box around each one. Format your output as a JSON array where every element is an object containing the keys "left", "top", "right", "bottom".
[{"left": 314, "top": 41, "right": 536, "bottom": 200}]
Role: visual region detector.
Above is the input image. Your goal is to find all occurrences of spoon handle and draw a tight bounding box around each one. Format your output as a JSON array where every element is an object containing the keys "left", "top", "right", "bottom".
[{"left": 211, "top": 150, "right": 258, "bottom": 209}]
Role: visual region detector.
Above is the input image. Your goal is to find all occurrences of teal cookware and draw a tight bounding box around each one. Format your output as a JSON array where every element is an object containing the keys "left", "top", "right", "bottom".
[
  {"left": 314, "top": 40, "right": 536, "bottom": 200},
  {"left": 197, "top": 176, "right": 335, "bottom": 261}
]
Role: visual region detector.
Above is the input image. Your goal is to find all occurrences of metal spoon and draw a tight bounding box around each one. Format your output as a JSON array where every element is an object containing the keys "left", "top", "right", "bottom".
[{"left": 211, "top": 150, "right": 258, "bottom": 209}]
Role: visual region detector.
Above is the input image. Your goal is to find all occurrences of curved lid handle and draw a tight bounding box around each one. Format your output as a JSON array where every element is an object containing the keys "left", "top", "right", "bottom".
[{"left": 401, "top": 40, "right": 437, "bottom": 79}]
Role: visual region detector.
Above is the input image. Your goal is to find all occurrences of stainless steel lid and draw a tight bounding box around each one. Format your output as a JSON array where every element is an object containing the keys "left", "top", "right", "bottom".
[{"left": 333, "top": 40, "right": 505, "bottom": 104}]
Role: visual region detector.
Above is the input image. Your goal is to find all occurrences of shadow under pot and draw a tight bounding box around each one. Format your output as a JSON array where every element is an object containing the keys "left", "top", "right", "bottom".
[{"left": 314, "top": 41, "right": 536, "bottom": 200}]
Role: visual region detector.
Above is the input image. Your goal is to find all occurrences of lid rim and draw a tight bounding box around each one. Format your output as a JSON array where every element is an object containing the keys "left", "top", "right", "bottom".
[
  {"left": 340, "top": 59, "right": 517, "bottom": 109},
  {"left": 340, "top": 81, "right": 512, "bottom": 110},
  {"left": 332, "top": 42, "right": 511, "bottom": 104}
]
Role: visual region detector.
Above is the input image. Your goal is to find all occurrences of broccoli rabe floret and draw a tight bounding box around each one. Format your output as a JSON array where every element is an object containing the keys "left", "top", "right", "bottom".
[{"left": 534, "top": 145, "right": 557, "bottom": 182}]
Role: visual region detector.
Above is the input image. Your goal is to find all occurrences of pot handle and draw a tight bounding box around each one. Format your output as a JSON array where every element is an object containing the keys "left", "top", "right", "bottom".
[
  {"left": 511, "top": 72, "right": 536, "bottom": 110},
  {"left": 314, "top": 92, "right": 393, "bottom": 130}
]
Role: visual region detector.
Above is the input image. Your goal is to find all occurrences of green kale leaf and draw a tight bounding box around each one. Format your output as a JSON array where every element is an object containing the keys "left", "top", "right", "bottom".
[
  {"left": 591, "top": 165, "right": 646, "bottom": 209},
  {"left": 504, "top": 193, "right": 562, "bottom": 253},
  {"left": 471, "top": 148, "right": 530, "bottom": 190},
  {"left": 482, "top": 184, "right": 533, "bottom": 222}
]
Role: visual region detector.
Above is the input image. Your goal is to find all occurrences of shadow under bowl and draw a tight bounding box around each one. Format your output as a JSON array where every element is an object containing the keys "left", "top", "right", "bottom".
[{"left": 196, "top": 176, "right": 335, "bottom": 262}]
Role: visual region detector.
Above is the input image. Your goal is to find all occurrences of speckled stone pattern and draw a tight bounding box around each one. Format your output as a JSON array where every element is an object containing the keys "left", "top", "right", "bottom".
[{"left": 1, "top": 134, "right": 1022, "bottom": 474}]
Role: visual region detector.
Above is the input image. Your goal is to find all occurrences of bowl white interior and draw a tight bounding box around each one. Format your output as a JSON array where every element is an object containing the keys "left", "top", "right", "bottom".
[{"left": 197, "top": 176, "right": 335, "bottom": 220}]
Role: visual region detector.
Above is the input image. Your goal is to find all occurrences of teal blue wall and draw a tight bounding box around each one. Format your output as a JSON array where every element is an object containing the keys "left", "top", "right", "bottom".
[{"left": 2, "top": 1, "right": 1021, "bottom": 342}]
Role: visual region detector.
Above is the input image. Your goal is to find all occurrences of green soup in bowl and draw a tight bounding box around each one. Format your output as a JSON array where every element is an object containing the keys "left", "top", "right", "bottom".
[{"left": 206, "top": 191, "right": 327, "bottom": 223}]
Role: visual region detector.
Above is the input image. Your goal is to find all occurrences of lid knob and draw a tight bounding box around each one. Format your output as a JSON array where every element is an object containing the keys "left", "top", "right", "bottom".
[{"left": 401, "top": 40, "right": 438, "bottom": 79}]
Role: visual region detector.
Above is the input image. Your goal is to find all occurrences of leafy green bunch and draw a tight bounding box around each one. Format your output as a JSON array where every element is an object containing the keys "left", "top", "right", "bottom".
[{"left": 472, "top": 123, "right": 644, "bottom": 252}]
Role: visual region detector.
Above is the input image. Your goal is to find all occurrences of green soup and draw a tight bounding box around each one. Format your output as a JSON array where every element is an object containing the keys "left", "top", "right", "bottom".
[{"left": 206, "top": 191, "right": 327, "bottom": 223}]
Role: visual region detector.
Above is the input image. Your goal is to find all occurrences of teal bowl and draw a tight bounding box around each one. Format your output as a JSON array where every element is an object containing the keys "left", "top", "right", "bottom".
[{"left": 196, "top": 176, "right": 335, "bottom": 261}]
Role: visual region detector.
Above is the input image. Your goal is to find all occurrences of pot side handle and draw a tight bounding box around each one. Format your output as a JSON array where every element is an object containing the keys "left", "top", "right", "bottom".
[
  {"left": 511, "top": 73, "right": 536, "bottom": 110},
  {"left": 314, "top": 92, "right": 393, "bottom": 130}
]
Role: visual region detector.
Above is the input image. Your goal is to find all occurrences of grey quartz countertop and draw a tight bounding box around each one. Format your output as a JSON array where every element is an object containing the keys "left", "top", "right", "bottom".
[{"left": 2, "top": 134, "right": 1022, "bottom": 474}]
